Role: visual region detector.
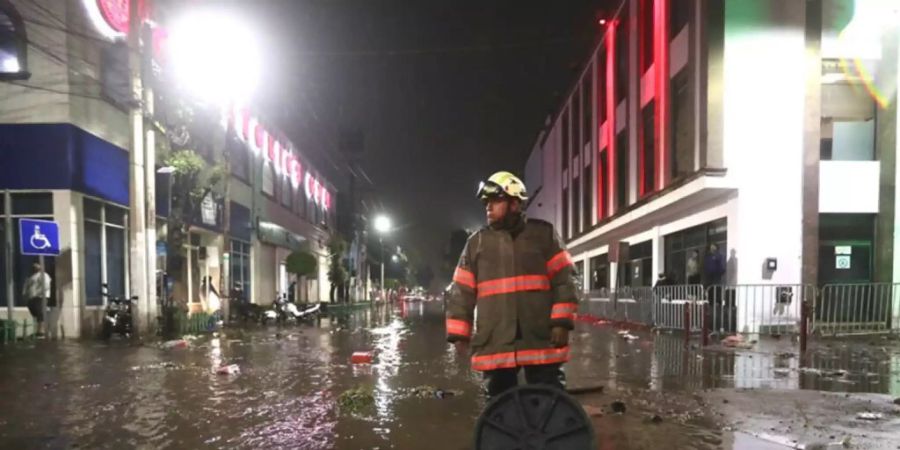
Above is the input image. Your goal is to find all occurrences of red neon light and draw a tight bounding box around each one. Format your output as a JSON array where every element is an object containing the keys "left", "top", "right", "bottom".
[
  {"left": 606, "top": 21, "right": 617, "bottom": 214},
  {"left": 655, "top": 0, "right": 670, "bottom": 189}
]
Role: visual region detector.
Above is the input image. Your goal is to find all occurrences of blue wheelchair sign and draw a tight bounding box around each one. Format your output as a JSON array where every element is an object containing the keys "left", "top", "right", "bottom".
[{"left": 19, "top": 219, "right": 61, "bottom": 256}]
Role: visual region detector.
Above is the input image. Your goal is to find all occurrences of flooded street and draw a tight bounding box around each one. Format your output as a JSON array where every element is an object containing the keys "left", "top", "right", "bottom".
[{"left": 1, "top": 302, "right": 899, "bottom": 449}]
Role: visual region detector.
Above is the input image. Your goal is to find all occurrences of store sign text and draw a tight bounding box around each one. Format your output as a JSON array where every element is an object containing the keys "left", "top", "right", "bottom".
[{"left": 229, "top": 107, "right": 331, "bottom": 210}]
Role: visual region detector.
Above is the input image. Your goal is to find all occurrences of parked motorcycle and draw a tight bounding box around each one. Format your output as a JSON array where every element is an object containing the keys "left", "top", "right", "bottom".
[
  {"left": 261, "top": 294, "right": 320, "bottom": 325},
  {"left": 101, "top": 284, "right": 137, "bottom": 340}
]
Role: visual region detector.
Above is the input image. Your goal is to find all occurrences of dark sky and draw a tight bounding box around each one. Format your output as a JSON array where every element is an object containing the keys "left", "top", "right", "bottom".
[{"left": 241, "top": 0, "right": 607, "bottom": 282}]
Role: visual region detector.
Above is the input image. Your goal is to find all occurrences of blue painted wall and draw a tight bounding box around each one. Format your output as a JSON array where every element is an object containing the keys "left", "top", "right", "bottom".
[{"left": 0, "top": 124, "right": 129, "bottom": 206}]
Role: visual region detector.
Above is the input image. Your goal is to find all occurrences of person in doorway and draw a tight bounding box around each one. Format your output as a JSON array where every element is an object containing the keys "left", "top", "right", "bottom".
[
  {"left": 686, "top": 250, "right": 701, "bottom": 285},
  {"left": 23, "top": 263, "right": 51, "bottom": 338},
  {"left": 200, "top": 276, "right": 221, "bottom": 316},
  {"left": 446, "top": 171, "right": 578, "bottom": 399},
  {"left": 704, "top": 243, "right": 726, "bottom": 286},
  {"left": 288, "top": 280, "right": 297, "bottom": 304}
]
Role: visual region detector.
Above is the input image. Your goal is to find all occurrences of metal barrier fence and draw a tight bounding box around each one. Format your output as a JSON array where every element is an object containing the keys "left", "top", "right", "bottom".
[
  {"left": 812, "top": 283, "right": 898, "bottom": 336},
  {"left": 706, "top": 284, "right": 815, "bottom": 337}
]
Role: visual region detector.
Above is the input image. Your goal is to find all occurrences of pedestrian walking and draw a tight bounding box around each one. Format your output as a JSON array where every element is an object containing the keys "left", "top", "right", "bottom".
[
  {"left": 686, "top": 250, "right": 700, "bottom": 285},
  {"left": 446, "top": 171, "right": 578, "bottom": 399},
  {"left": 704, "top": 244, "right": 726, "bottom": 286},
  {"left": 23, "top": 262, "right": 51, "bottom": 338}
]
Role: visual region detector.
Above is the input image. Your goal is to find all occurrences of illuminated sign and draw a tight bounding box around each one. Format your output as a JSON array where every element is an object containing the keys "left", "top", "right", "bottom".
[
  {"left": 83, "top": 0, "right": 149, "bottom": 40},
  {"left": 229, "top": 106, "right": 331, "bottom": 210}
]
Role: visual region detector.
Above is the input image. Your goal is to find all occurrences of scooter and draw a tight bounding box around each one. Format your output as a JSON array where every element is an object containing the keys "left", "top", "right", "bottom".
[
  {"left": 101, "top": 284, "right": 137, "bottom": 340},
  {"left": 262, "top": 294, "right": 321, "bottom": 324}
]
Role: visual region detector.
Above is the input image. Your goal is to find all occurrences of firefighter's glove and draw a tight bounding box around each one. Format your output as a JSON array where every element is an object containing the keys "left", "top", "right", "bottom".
[{"left": 550, "top": 326, "right": 569, "bottom": 348}]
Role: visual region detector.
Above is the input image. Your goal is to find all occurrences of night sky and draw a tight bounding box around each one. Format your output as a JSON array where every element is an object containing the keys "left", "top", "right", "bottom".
[{"left": 238, "top": 0, "right": 608, "bottom": 283}]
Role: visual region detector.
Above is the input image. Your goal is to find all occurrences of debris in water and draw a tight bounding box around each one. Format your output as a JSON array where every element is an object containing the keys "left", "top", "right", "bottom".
[
  {"left": 351, "top": 351, "right": 374, "bottom": 364},
  {"left": 410, "top": 385, "right": 461, "bottom": 399},
  {"left": 773, "top": 368, "right": 791, "bottom": 377},
  {"left": 649, "top": 414, "right": 663, "bottom": 424},
  {"left": 182, "top": 335, "right": 200, "bottom": 341},
  {"left": 582, "top": 405, "right": 604, "bottom": 417},
  {"left": 798, "top": 367, "right": 823, "bottom": 376},
  {"left": 893, "top": 398, "right": 900, "bottom": 406},
  {"left": 721, "top": 335, "right": 754, "bottom": 349},
  {"left": 263, "top": 391, "right": 277, "bottom": 398},
  {"left": 215, "top": 364, "right": 240, "bottom": 375},
  {"left": 339, "top": 386, "right": 375, "bottom": 413},
  {"left": 611, "top": 400, "right": 626, "bottom": 414},
  {"left": 856, "top": 412, "right": 883, "bottom": 421},
  {"left": 567, "top": 385, "right": 605, "bottom": 395},
  {"left": 162, "top": 339, "right": 189, "bottom": 349}
]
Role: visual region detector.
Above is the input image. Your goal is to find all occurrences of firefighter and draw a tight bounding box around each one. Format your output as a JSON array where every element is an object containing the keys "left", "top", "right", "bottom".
[{"left": 446, "top": 171, "right": 579, "bottom": 398}]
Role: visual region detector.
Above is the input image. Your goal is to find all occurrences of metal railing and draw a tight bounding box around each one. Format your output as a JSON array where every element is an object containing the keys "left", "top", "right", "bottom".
[{"left": 812, "top": 283, "right": 898, "bottom": 336}]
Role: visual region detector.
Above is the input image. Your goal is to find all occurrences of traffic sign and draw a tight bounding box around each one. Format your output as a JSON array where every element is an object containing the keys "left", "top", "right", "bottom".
[{"left": 19, "top": 219, "right": 60, "bottom": 256}]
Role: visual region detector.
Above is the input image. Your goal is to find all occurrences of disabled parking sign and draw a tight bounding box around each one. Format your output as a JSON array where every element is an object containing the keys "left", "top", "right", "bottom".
[{"left": 19, "top": 219, "right": 60, "bottom": 256}]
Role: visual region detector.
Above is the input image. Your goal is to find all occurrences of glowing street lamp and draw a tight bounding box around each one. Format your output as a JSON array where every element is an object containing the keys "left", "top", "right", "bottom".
[
  {"left": 166, "top": 10, "right": 261, "bottom": 105},
  {"left": 374, "top": 215, "right": 392, "bottom": 301}
]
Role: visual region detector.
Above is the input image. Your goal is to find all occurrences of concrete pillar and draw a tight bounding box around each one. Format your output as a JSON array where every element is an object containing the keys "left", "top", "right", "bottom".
[
  {"left": 876, "top": 28, "right": 898, "bottom": 284},
  {"left": 53, "top": 190, "right": 81, "bottom": 339},
  {"left": 802, "top": 0, "right": 822, "bottom": 288}
]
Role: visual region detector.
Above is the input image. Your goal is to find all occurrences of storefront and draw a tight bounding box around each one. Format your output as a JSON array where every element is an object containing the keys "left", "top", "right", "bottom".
[{"left": 0, "top": 124, "right": 131, "bottom": 338}]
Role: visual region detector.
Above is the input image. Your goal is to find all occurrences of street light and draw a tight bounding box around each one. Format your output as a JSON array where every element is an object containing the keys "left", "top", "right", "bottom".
[
  {"left": 166, "top": 10, "right": 261, "bottom": 105},
  {"left": 374, "top": 215, "right": 392, "bottom": 302}
]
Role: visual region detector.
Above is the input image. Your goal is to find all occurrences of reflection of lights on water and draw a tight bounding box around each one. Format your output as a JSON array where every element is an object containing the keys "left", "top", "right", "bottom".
[
  {"left": 371, "top": 318, "right": 407, "bottom": 421},
  {"left": 209, "top": 337, "right": 222, "bottom": 368}
]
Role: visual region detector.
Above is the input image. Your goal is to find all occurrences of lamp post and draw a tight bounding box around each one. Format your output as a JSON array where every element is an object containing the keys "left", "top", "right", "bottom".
[{"left": 373, "top": 215, "right": 392, "bottom": 302}]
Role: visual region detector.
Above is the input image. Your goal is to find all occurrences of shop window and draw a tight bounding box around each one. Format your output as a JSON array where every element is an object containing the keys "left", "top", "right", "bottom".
[
  {"left": 0, "top": 219, "right": 5, "bottom": 309},
  {"left": 615, "top": 132, "right": 628, "bottom": 210},
  {"left": 582, "top": 72, "right": 592, "bottom": 146},
  {"left": 641, "top": 101, "right": 655, "bottom": 196},
  {"left": 83, "top": 198, "right": 128, "bottom": 306},
  {"left": 574, "top": 260, "right": 584, "bottom": 292},
  {"left": 670, "top": 70, "right": 694, "bottom": 179},
  {"left": 622, "top": 241, "right": 652, "bottom": 287},
  {"left": 229, "top": 136, "right": 250, "bottom": 181},
  {"left": 562, "top": 110, "right": 570, "bottom": 171},
  {"left": 590, "top": 253, "right": 609, "bottom": 291},
  {"left": 12, "top": 193, "right": 52, "bottom": 215},
  {"left": 574, "top": 92, "right": 582, "bottom": 167},
  {"left": 0, "top": 1, "right": 28, "bottom": 80},
  {"left": 663, "top": 218, "right": 727, "bottom": 285},
  {"left": 230, "top": 240, "right": 251, "bottom": 301},
  {"left": 572, "top": 174, "right": 581, "bottom": 234}
]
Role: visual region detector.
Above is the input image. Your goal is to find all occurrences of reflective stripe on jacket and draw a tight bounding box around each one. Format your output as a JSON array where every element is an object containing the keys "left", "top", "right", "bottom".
[{"left": 445, "top": 218, "right": 579, "bottom": 371}]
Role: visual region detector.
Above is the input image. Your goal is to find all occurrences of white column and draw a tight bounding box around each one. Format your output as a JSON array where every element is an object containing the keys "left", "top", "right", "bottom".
[
  {"left": 144, "top": 68, "right": 157, "bottom": 333},
  {"left": 127, "top": 2, "right": 148, "bottom": 333},
  {"left": 893, "top": 36, "right": 900, "bottom": 330},
  {"left": 53, "top": 191, "right": 81, "bottom": 339}
]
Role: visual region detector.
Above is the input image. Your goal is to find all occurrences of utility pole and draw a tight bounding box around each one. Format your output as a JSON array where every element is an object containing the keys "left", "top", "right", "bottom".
[
  {"left": 128, "top": 0, "right": 148, "bottom": 334},
  {"left": 142, "top": 22, "right": 157, "bottom": 334}
]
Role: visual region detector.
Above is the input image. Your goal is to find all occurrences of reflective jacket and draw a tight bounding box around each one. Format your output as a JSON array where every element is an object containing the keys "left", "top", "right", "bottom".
[{"left": 445, "top": 216, "right": 578, "bottom": 371}]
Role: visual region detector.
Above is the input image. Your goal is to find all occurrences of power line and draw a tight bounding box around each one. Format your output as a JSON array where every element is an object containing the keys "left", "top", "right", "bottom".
[
  {"left": 292, "top": 34, "right": 596, "bottom": 58},
  {"left": 4, "top": 80, "right": 108, "bottom": 102}
]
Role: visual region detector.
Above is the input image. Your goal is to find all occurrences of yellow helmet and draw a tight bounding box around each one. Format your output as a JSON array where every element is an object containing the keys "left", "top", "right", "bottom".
[{"left": 477, "top": 171, "right": 528, "bottom": 201}]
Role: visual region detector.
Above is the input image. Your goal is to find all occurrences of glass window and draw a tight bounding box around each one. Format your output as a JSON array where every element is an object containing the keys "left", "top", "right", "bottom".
[
  {"left": 12, "top": 193, "right": 52, "bottom": 215},
  {"left": 562, "top": 188, "right": 569, "bottom": 239},
  {"left": 664, "top": 218, "right": 727, "bottom": 285},
  {"left": 229, "top": 136, "right": 250, "bottom": 181},
  {"left": 671, "top": 70, "right": 694, "bottom": 179},
  {"left": 262, "top": 163, "right": 275, "bottom": 196},
  {"left": 582, "top": 163, "right": 591, "bottom": 231},
  {"left": 582, "top": 71, "right": 592, "bottom": 146},
  {"left": 561, "top": 110, "right": 570, "bottom": 171},
  {"left": 599, "top": 150, "right": 608, "bottom": 219},
  {"left": 671, "top": 0, "right": 691, "bottom": 38},
  {"left": 0, "top": 220, "right": 6, "bottom": 308},
  {"left": 616, "top": 132, "right": 629, "bottom": 210},
  {"left": 820, "top": 81, "right": 876, "bottom": 161},
  {"left": 572, "top": 173, "right": 581, "bottom": 234},
  {"left": 106, "top": 226, "right": 126, "bottom": 299},
  {"left": 281, "top": 174, "right": 292, "bottom": 208},
  {"left": 0, "top": 4, "right": 28, "bottom": 80},
  {"left": 615, "top": 10, "right": 628, "bottom": 103},
  {"left": 106, "top": 205, "right": 126, "bottom": 225},
  {"left": 597, "top": 47, "right": 607, "bottom": 123},
  {"left": 641, "top": 101, "right": 655, "bottom": 196},
  {"left": 85, "top": 221, "right": 103, "bottom": 306},
  {"left": 590, "top": 253, "right": 609, "bottom": 291},
  {"left": 640, "top": 0, "right": 654, "bottom": 73},
  {"left": 84, "top": 199, "right": 102, "bottom": 221}
]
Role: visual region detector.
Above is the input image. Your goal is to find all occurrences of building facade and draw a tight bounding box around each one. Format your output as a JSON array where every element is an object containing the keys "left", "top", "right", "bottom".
[
  {"left": 0, "top": 0, "right": 337, "bottom": 338},
  {"left": 524, "top": 0, "right": 899, "bottom": 325}
]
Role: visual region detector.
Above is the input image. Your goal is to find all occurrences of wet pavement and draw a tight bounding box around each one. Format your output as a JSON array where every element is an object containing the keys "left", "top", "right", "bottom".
[{"left": 1, "top": 302, "right": 898, "bottom": 449}]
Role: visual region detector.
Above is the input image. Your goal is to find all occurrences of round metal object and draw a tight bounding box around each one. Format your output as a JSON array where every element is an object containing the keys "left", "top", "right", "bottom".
[{"left": 474, "top": 385, "right": 596, "bottom": 450}]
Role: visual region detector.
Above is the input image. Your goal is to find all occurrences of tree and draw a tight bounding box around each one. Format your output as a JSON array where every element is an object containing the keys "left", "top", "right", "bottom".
[
  {"left": 286, "top": 251, "right": 318, "bottom": 277},
  {"left": 327, "top": 235, "right": 349, "bottom": 303}
]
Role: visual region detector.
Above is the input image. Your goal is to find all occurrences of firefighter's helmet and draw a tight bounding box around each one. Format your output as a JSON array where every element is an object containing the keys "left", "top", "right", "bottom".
[{"left": 477, "top": 171, "right": 528, "bottom": 201}]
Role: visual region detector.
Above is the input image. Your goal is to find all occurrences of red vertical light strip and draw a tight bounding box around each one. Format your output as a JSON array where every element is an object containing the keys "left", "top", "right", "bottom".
[
  {"left": 606, "top": 20, "right": 617, "bottom": 215},
  {"left": 638, "top": 0, "right": 648, "bottom": 198},
  {"left": 596, "top": 57, "right": 605, "bottom": 221},
  {"left": 655, "top": 0, "right": 670, "bottom": 189}
]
